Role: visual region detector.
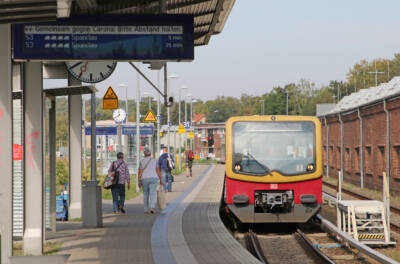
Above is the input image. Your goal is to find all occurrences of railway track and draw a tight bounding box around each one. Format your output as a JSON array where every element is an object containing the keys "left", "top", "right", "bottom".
[
  {"left": 243, "top": 225, "right": 362, "bottom": 264},
  {"left": 323, "top": 182, "right": 400, "bottom": 234}
]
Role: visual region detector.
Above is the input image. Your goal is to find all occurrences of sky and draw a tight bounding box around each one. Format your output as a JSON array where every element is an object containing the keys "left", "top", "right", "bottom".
[{"left": 45, "top": 0, "right": 400, "bottom": 101}]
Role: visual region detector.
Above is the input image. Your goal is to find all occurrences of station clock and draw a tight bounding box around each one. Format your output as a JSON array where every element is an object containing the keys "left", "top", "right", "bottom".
[{"left": 65, "top": 61, "right": 117, "bottom": 83}]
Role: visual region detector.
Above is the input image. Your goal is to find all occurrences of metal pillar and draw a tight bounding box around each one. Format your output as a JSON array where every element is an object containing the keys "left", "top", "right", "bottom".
[
  {"left": 23, "top": 62, "right": 44, "bottom": 255},
  {"left": 82, "top": 92, "right": 102, "bottom": 228},
  {"left": 157, "top": 71, "right": 161, "bottom": 157},
  {"left": 178, "top": 91, "right": 181, "bottom": 170},
  {"left": 357, "top": 108, "right": 364, "bottom": 189},
  {"left": 49, "top": 99, "right": 56, "bottom": 231},
  {"left": 383, "top": 100, "right": 391, "bottom": 191},
  {"left": 0, "top": 23, "right": 13, "bottom": 264},
  {"left": 136, "top": 63, "right": 140, "bottom": 192},
  {"left": 68, "top": 87, "right": 82, "bottom": 219}
]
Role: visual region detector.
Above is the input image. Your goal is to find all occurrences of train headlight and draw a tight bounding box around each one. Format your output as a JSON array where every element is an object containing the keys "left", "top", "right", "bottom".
[{"left": 306, "top": 163, "right": 314, "bottom": 171}]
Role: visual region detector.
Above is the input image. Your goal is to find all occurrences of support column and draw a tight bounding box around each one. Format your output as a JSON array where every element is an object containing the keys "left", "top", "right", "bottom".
[
  {"left": 0, "top": 24, "right": 13, "bottom": 264},
  {"left": 49, "top": 98, "right": 56, "bottom": 231},
  {"left": 68, "top": 92, "right": 82, "bottom": 219},
  {"left": 23, "top": 62, "right": 44, "bottom": 255},
  {"left": 68, "top": 74, "right": 83, "bottom": 220}
]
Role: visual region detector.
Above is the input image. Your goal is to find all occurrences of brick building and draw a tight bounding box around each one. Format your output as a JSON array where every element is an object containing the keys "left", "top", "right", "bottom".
[{"left": 319, "top": 77, "right": 400, "bottom": 195}]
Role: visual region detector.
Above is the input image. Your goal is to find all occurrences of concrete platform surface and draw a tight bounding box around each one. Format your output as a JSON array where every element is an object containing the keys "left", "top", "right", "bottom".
[{"left": 47, "top": 165, "right": 259, "bottom": 264}]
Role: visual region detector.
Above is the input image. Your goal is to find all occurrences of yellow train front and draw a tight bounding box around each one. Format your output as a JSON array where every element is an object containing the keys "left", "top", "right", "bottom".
[{"left": 224, "top": 115, "right": 322, "bottom": 223}]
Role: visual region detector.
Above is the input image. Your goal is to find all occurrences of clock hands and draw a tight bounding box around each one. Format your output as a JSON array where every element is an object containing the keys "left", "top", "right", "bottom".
[{"left": 78, "top": 62, "right": 88, "bottom": 78}]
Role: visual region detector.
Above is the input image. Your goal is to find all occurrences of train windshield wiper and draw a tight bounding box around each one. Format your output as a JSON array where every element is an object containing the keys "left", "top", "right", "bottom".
[{"left": 246, "top": 152, "right": 270, "bottom": 174}]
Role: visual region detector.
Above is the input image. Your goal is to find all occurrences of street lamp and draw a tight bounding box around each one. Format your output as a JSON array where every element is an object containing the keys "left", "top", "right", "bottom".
[
  {"left": 190, "top": 98, "right": 197, "bottom": 153},
  {"left": 184, "top": 93, "right": 192, "bottom": 153},
  {"left": 143, "top": 91, "right": 152, "bottom": 110},
  {"left": 167, "top": 74, "right": 179, "bottom": 156},
  {"left": 120, "top": 83, "right": 128, "bottom": 122},
  {"left": 178, "top": 85, "right": 188, "bottom": 170}
]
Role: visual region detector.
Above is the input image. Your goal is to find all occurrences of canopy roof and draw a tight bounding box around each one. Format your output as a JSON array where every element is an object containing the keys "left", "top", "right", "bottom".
[{"left": 1, "top": 0, "right": 235, "bottom": 46}]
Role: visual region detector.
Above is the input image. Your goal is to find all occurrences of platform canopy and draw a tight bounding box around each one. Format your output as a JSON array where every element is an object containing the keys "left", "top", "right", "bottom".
[{"left": 1, "top": 0, "right": 235, "bottom": 46}]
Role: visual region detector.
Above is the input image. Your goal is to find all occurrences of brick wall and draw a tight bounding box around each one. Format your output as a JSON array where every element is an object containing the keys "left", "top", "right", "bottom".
[{"left": 321, "top": 98, "right": 400, "bottom": 195}]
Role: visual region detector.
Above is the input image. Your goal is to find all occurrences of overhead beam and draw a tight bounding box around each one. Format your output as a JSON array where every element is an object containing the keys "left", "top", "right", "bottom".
[{"left": 203, "top": 0, "right": 224, "bottom": 44}]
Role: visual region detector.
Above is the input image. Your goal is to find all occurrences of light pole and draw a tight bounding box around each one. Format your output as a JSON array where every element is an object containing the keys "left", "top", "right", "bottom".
[
  {"left": 184, "top": 93, "right": 192, "bottom": 152},
  {"left": 143, "top": 91, "right": 152, "bottom": 110},
  {"left": 120, "top": 83, "right": 128, "bottom": 121},
  {"left": 260, "top": 99, "right": 264, "bottom": 115},
  {"left": 157, "top": 70, "right": 161, "bottom": 157},
  {"left": 190, "top": 99, "right": 197, "bottom": 151},
  {"left": 167, "top": 74, "right": 179, "bottom": 157},
  {"left": 178, "top": 85, "right": 188, "bottom": 170},
  {"left": 135, "top": 63, "right": 141, "bottom": 192}
]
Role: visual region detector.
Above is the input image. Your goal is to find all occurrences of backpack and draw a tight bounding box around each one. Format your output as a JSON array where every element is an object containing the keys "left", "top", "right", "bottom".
[
  {"left": 104, "top": 161, "right": 122, "bottom": 189},
  {"left": 188, "top": 150, "right": 194, "bottom": 161},
  {"left": 167, "top": 154, "right": 175, "bottom": 171}
]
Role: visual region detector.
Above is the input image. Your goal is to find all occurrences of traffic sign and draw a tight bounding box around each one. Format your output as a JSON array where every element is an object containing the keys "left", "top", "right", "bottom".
[
  {"left": 183, "top": 121, "right": 190, "bottom": 129},
  {"left": 143, "top": 109, "right": 157, "bottom": 122},
  {"left": 159, "top": 132, "right": 163, "bottom": 137},
  {"left": 178, "top": 123, "right": 185, "bottom": 134},
  {"left": 189, "top": 131, "right": 194, "bottom": 139},
  {"left": 103, "top": 86, "right": 118, "bottom": 110}
]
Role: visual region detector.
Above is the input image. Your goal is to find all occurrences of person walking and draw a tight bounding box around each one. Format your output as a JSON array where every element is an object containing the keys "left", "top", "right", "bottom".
[
  {"left": 138, "top": 148, "right": 162, "bottom": 214},
  {"left": 158, "top": 146, "right": 175, "bottom": 192},
  {"left": 185, "top": 145, "right": 195, "bottom": 177},
  {"left": 108, "top": 152, "right": 130, "bottom": 214}
]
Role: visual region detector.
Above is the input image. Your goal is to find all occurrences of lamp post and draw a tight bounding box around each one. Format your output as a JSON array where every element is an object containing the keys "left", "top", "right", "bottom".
[
  {"left": 143, "top": 91, "right": 152, "bottom": 110},
  {"left": 184, "top": 93, "right": 192, "bottom": 152},
  {"left": 167, "top": 74, "right": 179, "bottom": 157},
  {"left": 190, "top": 99, "right": 197, "bottom": 151},
  {"left": 260, "top": 99, "right": 264, "bottom": 115},
  {"left": 120, "top": 83, "right": 128, "bottom": 121},
  {"left": 178, "top": 85, "right": 188, "bottom": 170}
]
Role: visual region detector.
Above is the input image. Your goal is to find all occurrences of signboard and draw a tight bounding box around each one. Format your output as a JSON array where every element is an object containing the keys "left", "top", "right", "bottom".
[
  {"left": 122, "top": 126, "right": 154, "bottom": 135},
  {"left": 178, "top": 123, "right": 185, "bottom": 134},
  {"left": 85, "top": 126, "right": 117, "bottom": 135},
  {"left": 189, "top": 131, "right": 194, "bottom": 139},
  {"left": 103, "top": 86, "right": 118, "bottom": 110},
  {"left": 183, "top": 121, "right": 190, "bottom": 129},
  {"left": 13, "top": 144, "right": 23, "bottom": 160},
  {"left": 143, "top": 109, "right": 157, "bottom": 122},
  {"left": 13, "top": 15, "right": 194, "bottom": 61}
]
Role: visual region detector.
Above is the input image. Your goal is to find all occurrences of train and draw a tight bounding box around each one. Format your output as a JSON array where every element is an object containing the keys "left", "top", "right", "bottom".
[{"left": 223, "top": 115, "right": 322, "bottom": 224}]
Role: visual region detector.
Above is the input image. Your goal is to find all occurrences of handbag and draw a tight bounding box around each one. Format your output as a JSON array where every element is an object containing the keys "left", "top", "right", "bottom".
[
  {"left": 104, "top": 161, "right": 123, "bottom": 189},
  {"left": 157, "top": 185, "right": 166, "bottom": 210}
]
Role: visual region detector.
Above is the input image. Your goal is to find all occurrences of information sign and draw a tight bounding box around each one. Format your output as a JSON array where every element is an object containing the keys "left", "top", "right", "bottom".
[
  {"left": 189, "top": 131, "right": 194, "bottom": 139},
  {"left": 178, "top": 123, "right": 185, "bottom": 134},
  {"left": 183, "top": 121, "right": 190, "bottom": 129},
  {"left": 13, "top": 144, "right": 23, "bottom": 160},
  {"left": 85, "top": 126, "right": 117, "bottom": 135},
  {"left": 103, "top": 86, "right": 118, "bottom": 110},
  {"left": 143, "top": 109, "right": 157, "bottom": 122},
  {"left": 122, "top": 126, "right": 154, "bottom": 135},
  {"left": 13, "top": 15, "right": 194, "bottom": 61}
]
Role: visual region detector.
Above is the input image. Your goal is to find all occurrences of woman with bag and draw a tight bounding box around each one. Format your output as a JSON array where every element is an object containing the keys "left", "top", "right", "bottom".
[{"left": 138, "top": 148, "right": 163, "bottom": 214}]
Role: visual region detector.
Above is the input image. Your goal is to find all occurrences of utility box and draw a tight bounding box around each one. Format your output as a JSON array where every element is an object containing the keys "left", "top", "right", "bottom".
[{"left": 82, "top": 181, "right": 102, "bottom": 228}]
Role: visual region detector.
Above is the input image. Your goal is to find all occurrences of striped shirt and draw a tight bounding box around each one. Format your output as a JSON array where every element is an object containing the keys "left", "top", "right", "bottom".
[{"left": 108, "top": 159, "right": 130, "bottom": 184}]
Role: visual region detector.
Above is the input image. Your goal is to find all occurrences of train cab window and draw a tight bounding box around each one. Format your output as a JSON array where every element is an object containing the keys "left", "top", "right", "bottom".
[{"left": 232, "top": 121, "right": 316, "bottom": 176}]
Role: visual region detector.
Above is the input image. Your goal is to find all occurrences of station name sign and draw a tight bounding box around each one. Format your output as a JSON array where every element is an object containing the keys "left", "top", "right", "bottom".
[{"left": 13, "top": 15, "right": 194, "bottom": 61}]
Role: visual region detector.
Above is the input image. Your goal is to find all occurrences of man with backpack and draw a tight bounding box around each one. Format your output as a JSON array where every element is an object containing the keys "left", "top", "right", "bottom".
[
  {"left": 185, "top": 145, "right": 195, "bottom": 177},
  {"left": 158, "top": 147, "right": 175, "bottom": 192},
  {"left": 108, "top": 152, "right": 130, "bottom": 214}
]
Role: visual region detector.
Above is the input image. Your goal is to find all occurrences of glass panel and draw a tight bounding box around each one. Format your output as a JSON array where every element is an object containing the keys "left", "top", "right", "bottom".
[{"left": 232, "top": 121, "right": 315, "bottom": 176}]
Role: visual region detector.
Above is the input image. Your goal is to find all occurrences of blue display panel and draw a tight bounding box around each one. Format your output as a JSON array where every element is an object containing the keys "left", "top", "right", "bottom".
[
  {"left": 85, "top": 126, "right": 117, "bottom": 135},
  {"left": 13, "top": 15, "right": 194, "bottom": 61},
  {"left": 122, "top": 126, "right": 154, "bottom": 135}
]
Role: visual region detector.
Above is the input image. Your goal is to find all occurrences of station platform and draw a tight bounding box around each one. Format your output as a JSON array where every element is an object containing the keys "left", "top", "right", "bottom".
[{"left": 47, "top": 165, "right": 259, "bottom": 264}]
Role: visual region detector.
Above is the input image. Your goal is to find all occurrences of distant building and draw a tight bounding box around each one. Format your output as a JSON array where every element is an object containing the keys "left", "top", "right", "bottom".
[
  {"left": 193, "top": 113, "right": 206, "bottom": 125},
  {"left": 319, "top": 77, "right": 400, "bottom": 195}
]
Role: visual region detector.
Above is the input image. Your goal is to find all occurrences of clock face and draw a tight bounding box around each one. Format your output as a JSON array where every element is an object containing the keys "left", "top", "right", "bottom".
[
  {"left": 65, "top": 61, "right": 117, "bottom": 83},
  {"left": 113, "top": 109, "right": 126, "bottom": 123}
]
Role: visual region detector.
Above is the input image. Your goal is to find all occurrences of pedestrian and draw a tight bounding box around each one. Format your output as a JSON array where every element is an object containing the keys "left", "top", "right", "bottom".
[
  {"left": 108, "top": 152, "right": 130, "bottom": 214},
  {"left": 138, "top": 148, "right": 162, "bottom": 214},
  {"left": 158, "top": 146, "right": 175, "bottom": 192},
  {"left": 185, "top": 145, "right": 194, "bottom": 177}
]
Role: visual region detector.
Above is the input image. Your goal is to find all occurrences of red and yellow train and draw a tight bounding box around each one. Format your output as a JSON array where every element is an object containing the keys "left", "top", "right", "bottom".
[{"left": 223, "top": 115, "right": 322, "bottom": 223}]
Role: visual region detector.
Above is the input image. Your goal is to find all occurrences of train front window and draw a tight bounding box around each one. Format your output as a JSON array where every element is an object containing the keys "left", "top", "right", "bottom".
[{"left": 232, "top": 121, "right": 315, "bottom": 176}]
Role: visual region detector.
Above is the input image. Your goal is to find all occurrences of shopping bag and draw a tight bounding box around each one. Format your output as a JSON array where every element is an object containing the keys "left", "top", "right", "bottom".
[{"left": 157, "top": 186, "right": 166, "bottom": 210}]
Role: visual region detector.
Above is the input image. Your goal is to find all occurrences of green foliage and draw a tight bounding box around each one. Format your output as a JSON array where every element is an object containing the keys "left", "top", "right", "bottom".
[{"left": 56, "top": 159, "right": 68, "bottom": 187}]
